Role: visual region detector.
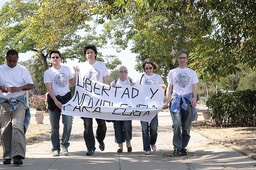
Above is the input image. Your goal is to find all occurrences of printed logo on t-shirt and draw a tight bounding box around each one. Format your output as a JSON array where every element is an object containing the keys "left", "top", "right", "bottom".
[
  {"left": 94, "top": 69, "right": 100, "bottom": 81},
  {"left": 54, "top": 73, "right": 68, "bottom": 88},
  {"left": 87, "top": 70, "right": 93, "bottom": 79},
  {"left": 143, "top": 78, "right": 156, "bottom": 85},
  {"left": 175, "top": 72, "right": 190, "bottom": 88}
]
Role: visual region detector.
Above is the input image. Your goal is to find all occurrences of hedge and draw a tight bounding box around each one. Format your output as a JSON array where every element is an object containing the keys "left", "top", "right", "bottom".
[{"left": 206, "top": 89, "right": 256, "bottom": 127}]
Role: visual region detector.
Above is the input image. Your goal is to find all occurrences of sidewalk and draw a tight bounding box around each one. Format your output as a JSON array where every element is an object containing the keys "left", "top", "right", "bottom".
[{"left": 1, "top": 112, "right": 256, "bottom": 170}]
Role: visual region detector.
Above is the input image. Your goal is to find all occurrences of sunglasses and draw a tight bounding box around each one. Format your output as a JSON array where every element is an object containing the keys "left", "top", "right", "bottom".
[
  {"left": 51, "top": 56, "right": 60, "bottom": 59},
  {"left": 120, "top": 70, "right": 127, "bottom": 73},
  {"left": 145, "top": 67, "right": 153, "bottom": 70}
]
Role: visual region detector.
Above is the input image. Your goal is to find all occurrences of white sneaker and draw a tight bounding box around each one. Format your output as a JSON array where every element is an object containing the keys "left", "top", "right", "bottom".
[
  {"left": 52, "top": 150, "right": 59, "bottom": 156},
  {"left": 151, "top": 145, "right": 157, "bottom": 152},
  {"left": 145, "top": 151, "right": 151, "bottom": 155},
  {"left": 61, "top": 147, "right": 68, "bottom": 156}
]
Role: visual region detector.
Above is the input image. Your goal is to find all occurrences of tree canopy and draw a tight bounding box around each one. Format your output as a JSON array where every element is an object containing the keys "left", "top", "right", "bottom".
[
  {"left": 0, "top": 0, "right": 255, "bottom": 92},
  {"left": 98, "top": 0, "right": 256, "bottom": 81}
]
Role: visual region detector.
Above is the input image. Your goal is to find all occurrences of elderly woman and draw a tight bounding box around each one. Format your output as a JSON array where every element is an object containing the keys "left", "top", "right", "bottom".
[{"left": 111, "top": 66, "right": 134, "bottom": 153}]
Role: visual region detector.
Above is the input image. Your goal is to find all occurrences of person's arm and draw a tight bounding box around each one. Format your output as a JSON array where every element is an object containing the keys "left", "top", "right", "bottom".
[
  {"left": 69, "top": 66, "right": 79, "bottom": 87},
  {"left": 8, "top": 84, "right": 34, "bottom": 93},
  {"left": 191, "top": 84, "right": 197, "bottom": 108},
  {"left": 0, "top": 85, "right": 9, "bottom": 93},
  {"left": 163, "top": 84, "right": 173, "bottom": 109},
  {"left": 45, "top": 83, "right": 62, "bottom": 109},
  {"left": 69, "top": 76, "right": 76, "bottom": 87},
  {"left": 161, "top": 84, "right": 166, "bottom": 90},
  {"left": 103, "top": 75, "right": 109, "bottom": 85}
]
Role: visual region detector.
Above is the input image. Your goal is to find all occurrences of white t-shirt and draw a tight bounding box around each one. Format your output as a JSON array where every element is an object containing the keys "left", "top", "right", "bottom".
[
  {"left": 111, "top": 78, "right": 131, "bottom": 86},
  {"left": 0, "top": 63, "right": 34, "bottom": 98},
  {"left": 137, "top": 73, "right": 164, "bottom": 85},
  {"left": 167, "top": 67, "right": 198, "bottom": 95},
  {"left": 44, "top": 65, "right": 74, "bottom": 96},
  {"left": 83, "top": 61, "right": 108, "bottom": 83}
]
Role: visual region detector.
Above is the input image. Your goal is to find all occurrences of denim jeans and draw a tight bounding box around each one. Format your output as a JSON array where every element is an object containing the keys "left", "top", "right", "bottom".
[
  {"left": 82, "top": 118, "right": 106, "bottom": 151},
  {"left": 170, "top": 99, "right": 192, "bottom": 149},
  {"left": 49, "top": 108, "right": 73, "bottom": 152},
  {"left": 113, "top": 120, "right": 132, "bottom": 143},
  {"left": 141, "top": 115, "right": 158, "bottom": 151}
]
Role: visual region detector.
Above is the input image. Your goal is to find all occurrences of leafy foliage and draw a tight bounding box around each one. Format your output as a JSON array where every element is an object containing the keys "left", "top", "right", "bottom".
[
  {"left": 98, "top": 0, "right": 256, "bottom": 81},
  {"left": 0, "top": 0, "right": 121, "bottom": 94},
  {"left": 206, "top": 90, "right": 256, "bottom": 127},
  {"left": 1, "top": 0, "right": 256, "bottom": 94}
]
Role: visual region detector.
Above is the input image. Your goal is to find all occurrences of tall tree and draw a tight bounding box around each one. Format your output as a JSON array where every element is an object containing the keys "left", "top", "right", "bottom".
[
  {"left": 95, "top": 0, "right": 256, "bottom": 81},
  {"left": 0, "top": 0, "right": 121, "bottom": 94}
]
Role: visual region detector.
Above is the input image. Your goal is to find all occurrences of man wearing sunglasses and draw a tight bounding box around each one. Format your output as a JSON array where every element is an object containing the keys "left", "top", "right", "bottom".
[{"left": 44, "top": 50, "right": 76, "bottom": 157}]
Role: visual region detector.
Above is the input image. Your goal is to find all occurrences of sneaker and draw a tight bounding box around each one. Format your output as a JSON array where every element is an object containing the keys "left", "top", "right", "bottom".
[
  {"left": 3, "top": 158, "right": 11, "bottom": 165},
  {"left": 173, "top": 148, "right": 181, "bottom": 156},
  {"left": 180, "top": 148, "right": 187, "bottom": 156},
  {"left": 61, "top": 147, "right": 69, "bottom": 156},
  {"left": 144, "top": 151, "right": 151, "bottom": 155},
  {"left": 52, "top": 150, "right": 59, "bottom": 156},
  {"left": 13, "top": 156, "right": 23, "bottom": 165},
  {"left": 86, "top": 150, "right": 95, "bottom": 156},
  {"left": 99, "top": 142, "right": 105, "bottom": 151},
  {"left": 151, "top": 145, "right": 157, "bottom": 152}
]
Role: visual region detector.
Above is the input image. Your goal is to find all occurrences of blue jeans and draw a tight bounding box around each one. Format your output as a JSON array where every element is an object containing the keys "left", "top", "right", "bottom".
[
  {"left": 82, "top": 118, "right": 106, "bottom": 151},
  {"left": 113, "top": 120, "right": 132, "bottom": 144},
  {"left": 49, "top": 108, "right": 73, "bottom": 152},
  {"left": 170, "top": 99, "right": 192, "bottom": 149},
  {"left": 141, "top": 115, "right": 158, "bottom": 151}
]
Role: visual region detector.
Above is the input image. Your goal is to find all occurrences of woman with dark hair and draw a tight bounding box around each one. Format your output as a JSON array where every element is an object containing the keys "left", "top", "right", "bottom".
[{"left": 137, "top": 58, "right": 166, "bottom": 155}]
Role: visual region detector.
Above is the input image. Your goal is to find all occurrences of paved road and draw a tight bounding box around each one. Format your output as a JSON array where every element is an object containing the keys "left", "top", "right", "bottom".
[{"left": 1, "top": 112, "right": 256, "bottom": 170}]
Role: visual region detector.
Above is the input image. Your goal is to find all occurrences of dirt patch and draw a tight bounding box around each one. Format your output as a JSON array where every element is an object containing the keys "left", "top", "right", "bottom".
[
  {"left": 26, "top": 123, "right": 50, "bottom": 144},
  {"left": 192, "top": 120, "right": 256, "bottom": 159}
]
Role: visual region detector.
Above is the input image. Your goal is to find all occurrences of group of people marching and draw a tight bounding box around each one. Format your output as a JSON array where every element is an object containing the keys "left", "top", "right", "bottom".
[{"left": 0, "top": 45, "right": 198, "bottom": 165}]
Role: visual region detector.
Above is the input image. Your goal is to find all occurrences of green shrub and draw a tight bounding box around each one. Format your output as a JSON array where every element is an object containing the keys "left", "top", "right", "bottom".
[{"left": 206, "top": 90, "right": 256, "bottom": 127}]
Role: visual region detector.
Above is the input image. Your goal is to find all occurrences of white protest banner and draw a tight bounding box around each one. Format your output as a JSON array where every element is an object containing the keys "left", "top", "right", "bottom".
[{"left": 62, "top": 73, "right": 164, "bottom": 122}]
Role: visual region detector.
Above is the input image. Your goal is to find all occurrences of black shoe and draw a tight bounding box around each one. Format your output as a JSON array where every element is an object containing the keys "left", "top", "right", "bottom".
[
  {"left": 173, "top": 148, "right": 181, "bottom": 156},
  {"left": 99, "top": 142, "right": 105, "bottom": 151},
  {"left": 3, "top": 159, "right": 11, "bottom": 164},
  {"left": 13, "top": 156, "right": 23, "bottom": 165},
  {"left": 117, "top": 148, "right": 123, "bottom": 154},
  {"left": 86, "top": 150, "right": 95, "bottom": 156},
  {"left": 180, "top": 148, "right": 187, "bottom": 156},
  {"left": 127, "top": 147, "right": 132, "bottom": 153}
]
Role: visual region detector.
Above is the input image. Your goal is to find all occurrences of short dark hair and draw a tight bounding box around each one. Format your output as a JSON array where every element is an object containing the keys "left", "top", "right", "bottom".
[
  {"left": 49, "top": 50, "right": 61, "bottom": 58},
  {"left": 84, "top": 44, "right": 97, "bottom": 58},
  {"left": 142, "top": 58, "right": 157, "bottom": 71},
  {"left": 177, "top": 49, "right": 189, "bottom": 59},
  {"left": 6, "top": 49, "right": 18, "bottom": 58}
]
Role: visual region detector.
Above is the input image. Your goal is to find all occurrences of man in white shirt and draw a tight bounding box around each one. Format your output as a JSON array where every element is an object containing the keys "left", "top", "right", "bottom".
[
  {"left": 0, "top": 49, "right": 34, "bottom": 165},
  {"left": 164, "top": 50, "right": 198, "bottom": 156},
  {"left": 44, "top": 50, "right": 76, "bottom": 156},
  {"left": 81, "top": 45, "right": 109, "bottom": 156}
]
